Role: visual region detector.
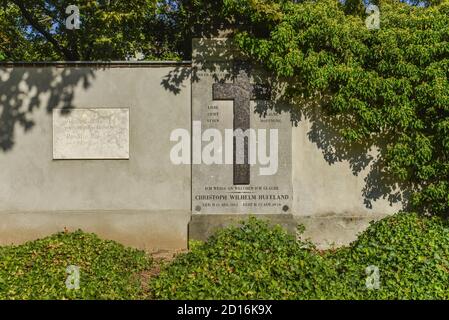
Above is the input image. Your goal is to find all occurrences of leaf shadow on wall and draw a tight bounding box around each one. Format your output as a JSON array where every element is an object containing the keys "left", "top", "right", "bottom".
[
  {"left": 257, "top": 80, "right": 413, "bottom": 211},
  {"left": 161, "top": 51, "right": 412, "bottom": 211},
  {"left": 161, "top": 36, "right": 237, "bottom": 95},
  {"left": 0, "top": 66, "right": 95, "bottom": 152}
]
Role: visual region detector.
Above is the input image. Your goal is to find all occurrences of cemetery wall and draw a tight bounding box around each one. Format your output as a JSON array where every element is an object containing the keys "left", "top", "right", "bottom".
[
  {"left": 0, "top": 63, "right": 192, "bottom": 250},
  {"left": 0, "top": 62, "right": 403, "bottom": 249}
]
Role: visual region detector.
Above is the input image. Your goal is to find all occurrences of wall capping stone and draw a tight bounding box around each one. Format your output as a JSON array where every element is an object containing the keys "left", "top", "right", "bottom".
[{"left": 0, "top": 61, "right": 192, "bottom": 68}]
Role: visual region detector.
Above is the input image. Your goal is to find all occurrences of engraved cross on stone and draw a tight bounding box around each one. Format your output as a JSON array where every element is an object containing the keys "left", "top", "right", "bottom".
[{"left": 212, "top": 61, "right": 270, "bottom": 185}]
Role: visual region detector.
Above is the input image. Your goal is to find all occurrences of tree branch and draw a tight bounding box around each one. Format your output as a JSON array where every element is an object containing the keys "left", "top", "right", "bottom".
[{"left": 11, "top": 0, "right": 78, "bottom": 60}]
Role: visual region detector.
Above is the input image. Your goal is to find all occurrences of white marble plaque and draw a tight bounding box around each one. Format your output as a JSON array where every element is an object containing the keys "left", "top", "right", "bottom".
[{"left": 53, "top": 108, "right": 129, "bottom": 159}]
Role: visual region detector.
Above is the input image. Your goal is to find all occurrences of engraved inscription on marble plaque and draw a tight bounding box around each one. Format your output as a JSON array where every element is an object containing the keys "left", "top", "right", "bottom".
[{"left": 53, "top": 108, "right": 129, "bottom": 159}]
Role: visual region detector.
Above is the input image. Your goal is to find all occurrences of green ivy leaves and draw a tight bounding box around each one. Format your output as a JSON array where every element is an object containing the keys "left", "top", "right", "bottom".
[
  {"left": 230, "top": 0, "right": 449, "bottom": 215},
  {"left": 0, "top": 230, "right": 152, "bottom": 300},
  {"left": 152, "top": 214, "right": 449, "bottom": 300}
]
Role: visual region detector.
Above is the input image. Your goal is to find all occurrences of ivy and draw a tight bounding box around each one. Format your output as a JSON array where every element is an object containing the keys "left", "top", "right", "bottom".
[
  {"left": 0, "top": 230, "right": 152, "bottom": 299},
  {"left": 151, "top": 215, "right": 449, "bottom": 299},
  {"left": 225, "top": 0, "right": 449, "bottom": 215}
]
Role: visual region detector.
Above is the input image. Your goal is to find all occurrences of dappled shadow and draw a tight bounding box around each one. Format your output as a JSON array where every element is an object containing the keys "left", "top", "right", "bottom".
[
  {"left": 0, "top": 66, "right": 95, "bottom": 152},
  {"left": 267, "top": 87, "right": 412, "bottom": 210},
  {"left": 161, "top": 66, "right": 194, "bottom": 95},
  {"left": 160, "top": 36, "right": 411, "bottom": 210}
]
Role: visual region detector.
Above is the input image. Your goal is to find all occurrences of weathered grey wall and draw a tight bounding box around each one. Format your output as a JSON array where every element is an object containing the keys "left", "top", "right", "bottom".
[
  {"left": 0, "top": 62, "right": 404, "bottom": 250},
  {"left": 291, "top": 110, "right": 403, "bottom": 247},
  {"left": 0, "top": 64, "right": 191, "bottom": 250}
]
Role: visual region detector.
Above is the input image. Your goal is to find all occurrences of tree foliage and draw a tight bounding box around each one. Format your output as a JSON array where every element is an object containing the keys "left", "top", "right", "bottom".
[
  {"left": 228, "top": 0, "right": 449, "bottom": 215},
  {"left": 1, "top": 0, "right": 448, "bottom": 215},
  {"left": 152, "top": 215, "right": 449, "bottom": 299},
  {"left": 0, "top": 2, "right": 35, "bottom": 60},
  {"left": 1, "top": 0, "right": 182, "bottom": 60}
]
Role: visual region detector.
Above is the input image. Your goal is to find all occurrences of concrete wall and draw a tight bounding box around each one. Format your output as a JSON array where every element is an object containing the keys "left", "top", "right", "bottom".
[
  {"left": 0, "top": 62, "right": 404, "bottom": 250},
  {"left": 0, "top": 63, "right": 191, "bottom": 250},
  {"left": 291, "top": 108, "right": 403, "bottom": 247}
]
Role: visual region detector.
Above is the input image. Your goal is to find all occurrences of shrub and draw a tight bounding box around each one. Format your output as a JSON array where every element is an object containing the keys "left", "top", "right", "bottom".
[
  {"left": 230, "top": 0, "right": 449, "bottom": 216},
  {"left": 0, "top": 230, "right": 152, "bottom": 300},
  {"left": 150, "top": 218, "right": 343, "bottom": 300},
  {"left": 2, "top": 213, "right": 448, "bottom": 300},
  {"left": 151, "top": 213, "right": 449, "bottom": 299},
  {"left": 335, "top": 212, "right": 449, "bottom": 299}
]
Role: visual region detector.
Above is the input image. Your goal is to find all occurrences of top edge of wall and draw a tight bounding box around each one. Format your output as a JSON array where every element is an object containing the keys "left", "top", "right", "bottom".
[{"left": 0, "top": 61, "right": 192, "bottom": 68}]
